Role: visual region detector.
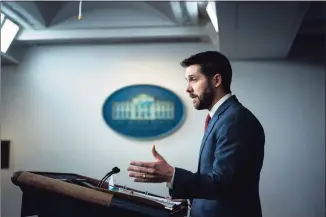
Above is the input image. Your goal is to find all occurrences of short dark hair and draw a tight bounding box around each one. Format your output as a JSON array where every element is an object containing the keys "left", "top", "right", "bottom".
[{"left": 180, "top": 51, "right": 232, "bottom": 93}]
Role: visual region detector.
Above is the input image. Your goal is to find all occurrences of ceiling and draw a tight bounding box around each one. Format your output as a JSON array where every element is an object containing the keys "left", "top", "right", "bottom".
[{"left": 1, "top": 1, "right": 325, "bottom": 66}]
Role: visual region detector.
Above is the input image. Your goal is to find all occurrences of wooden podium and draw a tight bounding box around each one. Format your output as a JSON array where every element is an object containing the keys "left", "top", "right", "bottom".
[{"left": 11, "top": 171, "right": 188, "bottom": 217}]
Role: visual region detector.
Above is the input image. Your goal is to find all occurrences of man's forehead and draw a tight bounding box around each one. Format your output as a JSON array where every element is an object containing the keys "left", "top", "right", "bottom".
[{"left": 185, "top": 65, "right": 201, "bottom": 77}]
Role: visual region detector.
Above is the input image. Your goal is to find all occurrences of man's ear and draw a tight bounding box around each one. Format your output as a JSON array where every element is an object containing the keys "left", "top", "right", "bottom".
[{"left": 213, "top": 74, "right": 222, "bottom": 88}]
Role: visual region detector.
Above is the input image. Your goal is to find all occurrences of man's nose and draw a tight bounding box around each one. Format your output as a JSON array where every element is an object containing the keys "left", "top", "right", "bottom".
[{"left": 185, "top": 85, "right": 193, "bottom": 93}]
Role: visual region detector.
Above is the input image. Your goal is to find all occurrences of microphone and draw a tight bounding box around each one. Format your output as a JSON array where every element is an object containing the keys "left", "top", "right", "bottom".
[{"left": 97, "top": 167, "right": 120, "bottom": 188}]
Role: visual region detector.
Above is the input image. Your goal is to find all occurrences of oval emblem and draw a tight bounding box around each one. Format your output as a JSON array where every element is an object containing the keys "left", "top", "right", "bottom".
[{"left": 102, "top": 84, "right": 186, "bottom": 140}]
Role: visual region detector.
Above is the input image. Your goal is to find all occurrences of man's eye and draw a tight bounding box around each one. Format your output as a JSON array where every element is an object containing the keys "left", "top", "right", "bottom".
[{"left": 190, "top": 78, "right": 197, "bottom": 82}]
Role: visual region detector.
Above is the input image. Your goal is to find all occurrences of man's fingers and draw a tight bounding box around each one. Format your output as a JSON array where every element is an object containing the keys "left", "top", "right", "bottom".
[
  {"left": 129, "top": 161, "right": 155, "bottom": 168},
  {"left": 128, "top": 172, "right": 155, "bottom": 179},
  {"left": 152, "top": 144, "right": 164, "bottom": 160},
  {"left": 130, "top": 173, "right": 164, "bottom": 183},
  {"left": 127, "top": 166, "right": 155, "bottom": 175},
  {"left": 133, "top": 178, "right": 150, "bottom": 182},
  {"left": 129, "top": 172, "right": 162, "bottom": 183},
  {"left": 133, "top": 178, "right": 162, "bottom": 183}
]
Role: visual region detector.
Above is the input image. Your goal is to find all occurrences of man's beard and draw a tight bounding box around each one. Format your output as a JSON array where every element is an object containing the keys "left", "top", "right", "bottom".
[{"left": 194, "top": 86, "right": 214, "bottom": 110}]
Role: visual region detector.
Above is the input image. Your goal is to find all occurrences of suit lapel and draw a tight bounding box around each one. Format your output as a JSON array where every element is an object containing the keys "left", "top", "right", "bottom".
[{"left": 197, "top": 95, "right": 239, "bottom": 171}]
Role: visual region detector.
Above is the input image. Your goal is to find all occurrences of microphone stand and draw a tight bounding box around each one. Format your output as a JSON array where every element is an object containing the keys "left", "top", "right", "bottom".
[
  {"left": 97, "top": 167, "right": 120, "bottom": 188},
  {"left": 97, "top": 172, "right": 113, "bottom": 188}
]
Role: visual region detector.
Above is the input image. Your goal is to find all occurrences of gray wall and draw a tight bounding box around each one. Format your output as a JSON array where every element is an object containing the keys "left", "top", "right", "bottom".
[{"left": 1, "top": 42, "right": 325, "bottom": 217}]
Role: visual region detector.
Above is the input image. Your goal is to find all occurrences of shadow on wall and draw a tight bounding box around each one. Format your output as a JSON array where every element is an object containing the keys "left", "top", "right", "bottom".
[{"left": 287, "top": 34, "right": 325, "bottom": 64}]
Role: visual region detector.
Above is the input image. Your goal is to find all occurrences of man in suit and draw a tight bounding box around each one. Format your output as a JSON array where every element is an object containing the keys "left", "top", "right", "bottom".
[{"left": 128, "top": 51, "right": 265, "bottom": 217}]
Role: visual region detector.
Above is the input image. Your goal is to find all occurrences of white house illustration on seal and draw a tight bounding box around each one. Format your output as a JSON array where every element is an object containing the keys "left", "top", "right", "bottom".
[{"left": 112, "top": 94, "right": 175, "bottom": 120}]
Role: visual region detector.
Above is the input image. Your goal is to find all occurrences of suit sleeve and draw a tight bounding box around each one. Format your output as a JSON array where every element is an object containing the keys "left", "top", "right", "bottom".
[{"left": 169, "top": 115, "right": 250, "bottom": 200}]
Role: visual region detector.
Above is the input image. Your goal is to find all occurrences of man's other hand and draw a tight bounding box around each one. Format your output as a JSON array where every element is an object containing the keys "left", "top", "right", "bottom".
[{"left": 128, "top": 145, "right": 174, "bottom": 183}]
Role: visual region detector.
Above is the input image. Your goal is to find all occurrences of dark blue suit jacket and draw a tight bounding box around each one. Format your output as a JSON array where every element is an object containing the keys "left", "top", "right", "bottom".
[{"left": 170, "top": 95, "right": 265, "bottom": 217}]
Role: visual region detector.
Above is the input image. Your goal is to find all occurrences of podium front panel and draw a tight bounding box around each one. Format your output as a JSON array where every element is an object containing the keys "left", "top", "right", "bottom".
[{"left": 12, "top": 171, "right": 188, "bottom": 217}]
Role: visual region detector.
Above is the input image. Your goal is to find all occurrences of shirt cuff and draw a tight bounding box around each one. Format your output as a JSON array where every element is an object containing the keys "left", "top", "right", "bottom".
[{"left": 166, "top": 167, "right": 175, "bottom": 189}]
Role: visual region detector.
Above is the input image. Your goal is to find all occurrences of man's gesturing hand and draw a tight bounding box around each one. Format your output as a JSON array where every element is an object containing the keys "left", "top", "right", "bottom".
[{"left": 128, "top": 145, "right": 174, "bottom": 183}]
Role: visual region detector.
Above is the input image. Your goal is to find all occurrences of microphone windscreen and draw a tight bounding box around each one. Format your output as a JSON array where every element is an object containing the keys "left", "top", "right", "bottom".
[{"left": 112, "top": 167, "right": 120, "bottom": 174}]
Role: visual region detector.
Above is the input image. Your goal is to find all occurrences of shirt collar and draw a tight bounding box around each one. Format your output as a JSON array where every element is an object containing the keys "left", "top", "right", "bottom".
[{"left": 208, "top": 93, "right": 233, "bottom": 117}]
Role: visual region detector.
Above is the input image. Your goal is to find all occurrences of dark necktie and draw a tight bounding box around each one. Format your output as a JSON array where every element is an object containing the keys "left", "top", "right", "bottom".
[{"left": 204, "top": 114, "right": 211, "bottom": 131}]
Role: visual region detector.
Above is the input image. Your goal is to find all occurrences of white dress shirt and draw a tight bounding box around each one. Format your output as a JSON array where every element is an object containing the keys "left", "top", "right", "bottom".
[
  {"left": 208, "top": 93, "right": 232, "bottom": 118},
  {"left": 166, "top": 93, "right": 233, "bottom": 189}
]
